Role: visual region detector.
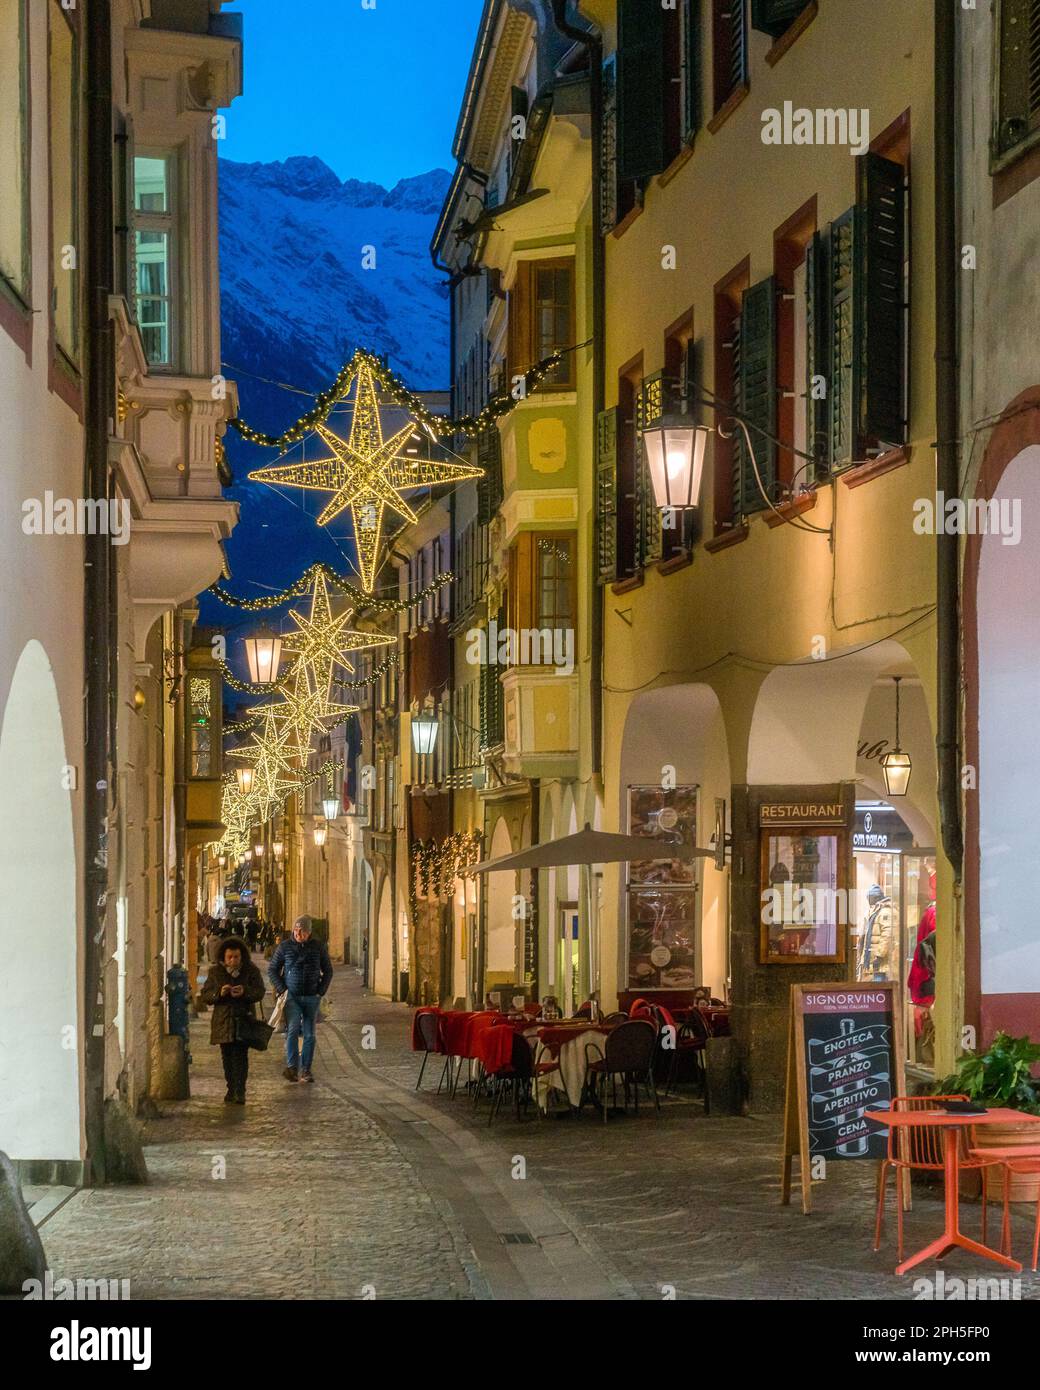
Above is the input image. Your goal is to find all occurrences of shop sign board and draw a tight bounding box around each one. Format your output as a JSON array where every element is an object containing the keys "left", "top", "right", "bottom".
[
  {"left": 781, "top": 981, "right": 904, "bottom": 1214},
  {"left": 760, "top": 801, "right": 846, "bottom": 827}
]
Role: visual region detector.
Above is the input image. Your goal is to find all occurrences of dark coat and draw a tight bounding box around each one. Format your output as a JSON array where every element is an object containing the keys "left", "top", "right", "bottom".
[
  {"left": 200, "top": 938, "right": 265, "bottom": 1045},
  {"left": 268, "top": 937, "right": 333, "bottom": 998}
]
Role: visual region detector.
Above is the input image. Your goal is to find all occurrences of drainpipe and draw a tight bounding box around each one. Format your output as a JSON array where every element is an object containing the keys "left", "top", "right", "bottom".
[
  {"left": 934, "top": 0, "right": 963, "bottom": 879},
  {"left": 83, "top": 0, "right": 115, "bottom": 1184},
  {"left": 550, "top": 0, "right": 605, "bottom": 777}
]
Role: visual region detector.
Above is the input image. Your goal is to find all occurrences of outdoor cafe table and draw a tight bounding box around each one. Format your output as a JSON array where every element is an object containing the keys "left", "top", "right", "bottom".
[
  {"left": 527, "top": 1020, "right": 617, "bottom": 1110},
  {"left": 864, "top": 1106, "right": 1040, "bottom": 1276}
]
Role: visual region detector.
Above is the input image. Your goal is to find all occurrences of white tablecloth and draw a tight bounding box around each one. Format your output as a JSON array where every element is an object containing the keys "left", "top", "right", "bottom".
[{"left": 528, "top": 1028, "right": 607, "bottom": 1110}]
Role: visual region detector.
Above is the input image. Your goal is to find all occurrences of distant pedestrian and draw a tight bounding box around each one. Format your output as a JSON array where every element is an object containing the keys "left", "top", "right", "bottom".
[
  {"left": 268, "top": 915, "right": 333, "bottom": 1083},
  {"left": 200, "top": 936, "right": 266, "bottom": 1105},
  {"left": 205, "top": 925, "right": 223, "bottom": 965}
]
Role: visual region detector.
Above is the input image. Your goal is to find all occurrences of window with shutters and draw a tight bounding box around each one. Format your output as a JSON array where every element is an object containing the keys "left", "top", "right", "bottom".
[
  {"left": 751, "top": 0, "right": 812, "bottom": 41},
  {"left": 595, "top": 406, "right": 619, "bottom": 582},
  {"left": 994, "top": 0, "right": 1040, "bottom": 165},
  {"left": 0, "top": 0, "right": 30, "bottom": 315},
  {"left": 615, "top": 367, "right": 642, "bottom": 579},
  {"left": 680, "top": 0, "right": 702, "bottom": 144},
  {"left": 773, "top": 199, "right": 817, "bottom": 493},
  {"left": 479, "top": 607, "right": 505, "bottom": 749},
  {"left": 636, "top": 373, "right": 664, "bottom": 566},
  {"left": 599, "top": 55, "right": 637, "bottom": 235},
  {"left": 736, "top": 276, "right": 778, "bottom": 516},
  {"left": 811, "top": 151, "right": 908, "bottom": 473},
  {"left": 712, "top": 0, "right": 749, "bottom": 116},
  {"left": 712, "top": 259, "right": 749, "bottom": 532},
  {"left": 617, "top": 0, "right": 669, "bottom": 181},
  {"left": 476, "top": 427, "right": 503, "bottom": 525}
]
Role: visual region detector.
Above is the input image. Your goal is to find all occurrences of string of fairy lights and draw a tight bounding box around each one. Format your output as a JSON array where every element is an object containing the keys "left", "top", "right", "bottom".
[{"left": 225, "top": 343, "right": 583, "bottom": 450}]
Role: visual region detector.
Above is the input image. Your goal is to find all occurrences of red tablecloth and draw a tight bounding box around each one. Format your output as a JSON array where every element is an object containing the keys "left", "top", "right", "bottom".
[{"left": 412, "top": 1006, "right": 440, "bottom": 1051}]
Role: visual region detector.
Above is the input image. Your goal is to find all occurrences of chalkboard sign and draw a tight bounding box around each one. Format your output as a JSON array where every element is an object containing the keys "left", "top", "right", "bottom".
[{"left": 781, "top": 982, "right": 904, "bottom": 1213}]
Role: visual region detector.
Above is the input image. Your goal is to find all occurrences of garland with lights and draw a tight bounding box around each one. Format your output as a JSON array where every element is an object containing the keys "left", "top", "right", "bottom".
[
  {"left": 412, "top": 831, "right": 483, "bottom": 900},
  {"left": 226, "top": 343, "right": 584, "bottom": 450},
  {"left": 208, "top": 562, "right": 452, "bottom": 614}
]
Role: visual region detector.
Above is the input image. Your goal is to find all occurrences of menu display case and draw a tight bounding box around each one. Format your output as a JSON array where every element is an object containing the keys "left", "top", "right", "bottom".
[
  {"left": 759, "top": 799, "right": 849, "bottom": 964},
  {"left": 626, "top": 784, "right": 698, "bottom": 989}
]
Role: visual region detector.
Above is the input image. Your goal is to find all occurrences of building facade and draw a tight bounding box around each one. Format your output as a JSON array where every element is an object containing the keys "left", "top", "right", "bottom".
[{"left": 0, "top": 0, "right": 241, "bottom": 1180}]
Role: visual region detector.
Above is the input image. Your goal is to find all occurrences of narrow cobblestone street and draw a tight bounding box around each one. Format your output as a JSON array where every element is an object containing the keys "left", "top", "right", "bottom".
[{"left": 33, "top": 963, "right": 1040, "bottom": 1302}]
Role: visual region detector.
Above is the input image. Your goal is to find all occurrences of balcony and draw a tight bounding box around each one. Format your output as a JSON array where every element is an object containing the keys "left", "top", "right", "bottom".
[{"left": 500, "top": 664, "right": 578, "bottom": 780}]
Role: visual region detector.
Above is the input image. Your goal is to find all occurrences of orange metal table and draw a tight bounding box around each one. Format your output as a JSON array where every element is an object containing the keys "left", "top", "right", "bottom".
[{"left": 865, "top": 1106, "right": 1040, "bottom": 1276}]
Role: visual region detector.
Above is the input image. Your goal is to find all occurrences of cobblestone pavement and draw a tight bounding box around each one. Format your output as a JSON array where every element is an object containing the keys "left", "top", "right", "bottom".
[{"left": 36, "top": 964, "right": 1040, "bottom": 1301}]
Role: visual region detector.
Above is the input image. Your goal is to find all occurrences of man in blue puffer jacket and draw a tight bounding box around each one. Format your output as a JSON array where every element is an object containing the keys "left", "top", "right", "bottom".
[{"left": 268, "top": 915, "right": 334, "bottom": 1083}]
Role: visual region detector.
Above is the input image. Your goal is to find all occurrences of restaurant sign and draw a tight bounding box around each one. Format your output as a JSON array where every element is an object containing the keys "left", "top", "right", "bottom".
[
  {"left": 760, "top": 801, "right": 846, "bottom": 827},
  {"left": 781, "top": 982, "right": 904, "bottom": 1214}
]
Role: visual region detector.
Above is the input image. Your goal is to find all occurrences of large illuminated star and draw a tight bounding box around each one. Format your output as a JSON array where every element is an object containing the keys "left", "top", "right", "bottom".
[
  {"left": 281, "top": 570, "right": 395, "bottom": 699},
  {"left": 226, "top": 711, "right": 310, "bottom": 818},
  {"left": 256, "top": 661, "right": 359, "bottom": 747},
  {"left": 248, "top": 357, "right": 483, "bottom": 590}
]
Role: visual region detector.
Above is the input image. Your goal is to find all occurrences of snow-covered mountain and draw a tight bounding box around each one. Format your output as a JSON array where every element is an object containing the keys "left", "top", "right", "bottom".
[
  {"left": 219, "top": 155, "right": 451, "bottom": 399},
  {"left": 212, "top": 156, "right": 452, "bottom": 606}
]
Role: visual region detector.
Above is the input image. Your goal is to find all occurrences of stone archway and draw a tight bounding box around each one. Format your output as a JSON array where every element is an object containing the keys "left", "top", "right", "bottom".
[
  {"left": 0, "top": 640, "right": 80, "bottom": 1162},
  {"left": 971, "top": 444, "right": 1040, "bottom": 1039},
  {"left": 373, "top": 876, "right": 394, "bottom": 999},
  {"left": 617, "top": 683, "right": 731, "bottom": 1001}
]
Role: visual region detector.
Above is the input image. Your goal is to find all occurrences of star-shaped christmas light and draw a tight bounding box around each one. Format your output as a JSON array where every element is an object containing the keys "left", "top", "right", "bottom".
[
  {"left": 248, "top": 357, "right": 483, "bottom": 590},
  {"left": 279, "top": 569, "right": 395, "bottom": 706},
  {"left": 257, "top": 661, "right": 358, "bottom": 747},
  {"left": 226, "top": 711, "right": 310, "bottom": 820}
]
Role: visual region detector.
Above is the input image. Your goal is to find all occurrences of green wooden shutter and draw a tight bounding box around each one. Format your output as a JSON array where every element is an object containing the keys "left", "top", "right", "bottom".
[
  {"left": 727, "top": 0, "right": 749, "bottom": 97},
  {"left": 996, "top": 0, "right": 1040, "bottom": 157},
  {"left": 479, "top": 608, "right": 505, "bottom": 749},
  {"left": 476, "top": 427, "right": 503, "bottom": 525},
  {"left": 804, "top": 228, "right": 831, "bottom": 478},
  {"left": 828, "top": 207, "right": 857, "bottom": 468},
  {"left": 617, "top": 0, "right": 668, "bottom": 181},
  {"left": 637, "top": 373, "right": 664, "bottom": 565},
  {"left": 680, "top": 0, "right": 701, "bottom": 141},
  {"left": 595, "top": 407, "right": 619, "bottom": 583},
  {"left": 600, "top": 55, "right": 619, "bottom": 234},
  {"left": 856, "top": 152, "right": 906, "bottom": 449},
  {"left": 751, "top": 0, "right": 809, "bottom": 39},
  {"left": 736, "top": 276, "right": 777, "bottom": 515}
]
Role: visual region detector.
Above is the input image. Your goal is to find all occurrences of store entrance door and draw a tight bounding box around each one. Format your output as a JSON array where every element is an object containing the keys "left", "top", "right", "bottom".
[
  {"left": 852, "top": 802, "right": 936, "bottom": 1068},
  {"left": 556, "top": 902, "right": 580, "bottom": 1017}
]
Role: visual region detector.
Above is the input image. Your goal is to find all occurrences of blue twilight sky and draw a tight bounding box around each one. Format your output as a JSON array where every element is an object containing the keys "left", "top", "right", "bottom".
[{"left": 221, "top": 0, "right": 487, "bottom": 186}]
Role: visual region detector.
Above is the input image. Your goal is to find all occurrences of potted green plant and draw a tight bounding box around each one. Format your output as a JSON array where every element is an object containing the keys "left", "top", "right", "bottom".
[{"left": 939, "top": 1032, "right": 1040, "bottom": 1202}]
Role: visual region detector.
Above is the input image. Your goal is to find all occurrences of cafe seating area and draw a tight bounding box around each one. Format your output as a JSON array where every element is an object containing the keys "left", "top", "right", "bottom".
[{"left": 411, "top": 990, "right": 730, "bottom": 1124}]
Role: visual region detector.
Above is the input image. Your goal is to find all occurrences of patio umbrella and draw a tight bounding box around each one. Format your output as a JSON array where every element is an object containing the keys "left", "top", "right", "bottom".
[
  {"left": 467, "top": 823, "right": 713, "bottom": 999},
  {"left": 466, "top": 822, "right": 713, "bottom": 873}
]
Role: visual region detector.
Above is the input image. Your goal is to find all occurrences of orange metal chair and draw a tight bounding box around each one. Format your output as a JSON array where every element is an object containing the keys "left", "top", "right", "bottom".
[
  {"left": 874, "top": 1095, "right": 1002, "bottom": 1262},
  {"left": 970, "top": 1147, "right": 1040, "bottom": 1272}
]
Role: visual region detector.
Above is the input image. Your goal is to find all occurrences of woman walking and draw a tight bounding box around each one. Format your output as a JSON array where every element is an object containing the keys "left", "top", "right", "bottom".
[{"left": 200, "top": 936, "right": 266, "bottom": 1104}]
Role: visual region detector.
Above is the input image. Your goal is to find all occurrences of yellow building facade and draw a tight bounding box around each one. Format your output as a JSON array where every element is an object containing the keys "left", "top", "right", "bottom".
[{"left": 583, "top": 0, "right": 949, "bottom": 1108}]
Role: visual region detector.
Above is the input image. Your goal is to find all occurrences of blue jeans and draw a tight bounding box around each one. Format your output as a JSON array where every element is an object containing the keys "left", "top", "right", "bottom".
[{"left": 285, "top": 994, "right": 320, "bottom": 1072}]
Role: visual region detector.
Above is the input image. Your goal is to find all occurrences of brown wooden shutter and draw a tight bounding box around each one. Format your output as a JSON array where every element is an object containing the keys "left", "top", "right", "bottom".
[
  {"left": 617, "top": 0, "right": 668, "bottom": 181},
  {"left": 736, "top": 276, "right": 777, "bottom": 514},
  {"left": 856, "top": 152, "right": 907, "bottom": 449}
]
